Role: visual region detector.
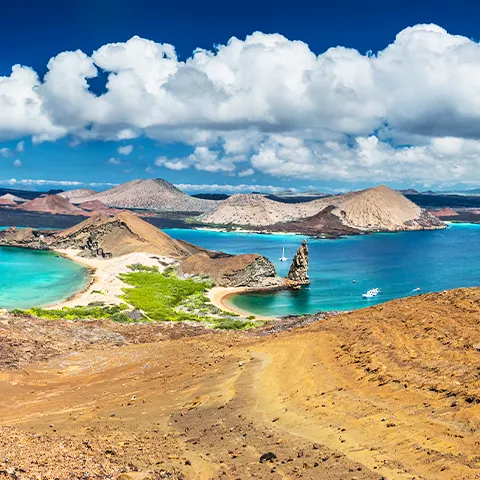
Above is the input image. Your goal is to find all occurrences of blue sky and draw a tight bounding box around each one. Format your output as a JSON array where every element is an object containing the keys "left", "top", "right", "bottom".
[{"left": 2, "top": 0, "right": 480, "bottom": 193}]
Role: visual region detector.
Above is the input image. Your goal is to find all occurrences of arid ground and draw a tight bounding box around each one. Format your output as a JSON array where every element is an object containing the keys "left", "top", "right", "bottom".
[{"left": 2, "top": 288, "right": 480, "bottom": 479}]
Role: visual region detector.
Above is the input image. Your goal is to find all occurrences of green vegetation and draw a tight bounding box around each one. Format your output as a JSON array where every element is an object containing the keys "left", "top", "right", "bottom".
[
  {"left": 15, "top": 303, "right": 136, "bottom": 323},
  {"left": 16, "top": 266, "right": 259, "bottom": 330}
]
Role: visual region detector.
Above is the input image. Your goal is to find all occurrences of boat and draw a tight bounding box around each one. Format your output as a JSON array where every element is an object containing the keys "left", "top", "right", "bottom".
[
  {"left": 279, "top": 247, "right": 288, "bottom": 262},
  {"left": 412, "top": 287, "right": 420, "bottom": 292},
  {"left": 362, "top": 288, "right": 380, "bottom": 299}
]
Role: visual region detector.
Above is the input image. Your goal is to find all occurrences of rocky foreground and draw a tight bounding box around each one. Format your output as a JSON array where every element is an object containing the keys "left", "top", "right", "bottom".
[{"left": 1, "top": 288, "right": 480, "bottom": 479}]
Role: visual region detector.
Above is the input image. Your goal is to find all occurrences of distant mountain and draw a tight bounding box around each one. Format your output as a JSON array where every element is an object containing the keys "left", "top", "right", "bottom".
[
  {"left": 65, "top": 179, "right": 217, "bottom": 213},
  {"left": 17, "top": 195, "right": 87, "bottom": 216},
  {"left": 430, "top": 208, "right": 459, "bottom": 218},
  {"left": 0, "top": 193, "right": 25, "bottom": 205},
  {"left": 0, "top": 188, "right": 45, "bottom": 201},
  {"left": 199, "top": 185, "right": 444, "bottom": 233},
  {"left": 399, "top": 189, "right": 420, "bottom": 194},
  {"left": 0, "top": 196, "right": 17, "bottom": 206},
  {"left": 59, "top": 189, "right": 98, "bottom": 202},
  {"left": 199, "top": 193, "right": 319, "bottom": 227}
]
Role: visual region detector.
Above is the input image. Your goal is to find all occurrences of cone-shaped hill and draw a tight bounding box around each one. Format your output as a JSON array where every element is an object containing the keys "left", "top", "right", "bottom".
[
  {"left": 200, "top": 185, "right": 445, "bottom": 233},
  {"left": 17, "top": 195, "right": 87, "bottom": 216},
  {"left": 66, "top": 178, "right": 217, "bottom": 213}
]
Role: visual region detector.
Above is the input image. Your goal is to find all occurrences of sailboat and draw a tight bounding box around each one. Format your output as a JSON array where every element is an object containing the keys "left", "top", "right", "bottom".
[{"left": 279, "top": 247, "right": 288, "bottom": 262}]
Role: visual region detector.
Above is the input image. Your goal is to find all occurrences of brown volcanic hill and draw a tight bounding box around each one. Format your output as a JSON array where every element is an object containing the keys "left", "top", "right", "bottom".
[
  {"left": 59, "top": 189, "right": 98, "bottom": 202},
  {"left": 325, "top": 185, "right": 444, "bottom": 231},
  {"left": 198, "top": 193, "right": 315, "bottom": 227},
  {"left": 179, "top": 252, "right": 283, "bottom": 288},
  {"left": 17, "top": 194, "right": 88, "bottom": 216},
  {"left": 268, "top": 205, "right": 361, "bottom": 237},
  {"left": 78, "top": 200, "right": 109, "bottom": 211},
  {"left": 55, "top": 211, "right": 204, "bottom": 259},
  {"left": 0, "top": 193, "right": 26, "bottom": 203},
  {"left": 70, "top": 178, "right": 217, "bottom": 213},
  {"left": 0, "top": 197, "right": 17, "bottom": 206},
  {"left": 200, "top": 185, "right": 444, "bottom": 232},
  {"left": 431, "top": 207, "right": 459, "bottom": 218},
  {"left": 3, "top": 289, "right": 480, "bottom": 479}
]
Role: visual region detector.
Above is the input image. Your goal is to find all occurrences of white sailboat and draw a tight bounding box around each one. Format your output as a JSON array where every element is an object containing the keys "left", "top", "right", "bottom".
[{"left": 279, "top": 247, "right": 288, "bottom": 262}]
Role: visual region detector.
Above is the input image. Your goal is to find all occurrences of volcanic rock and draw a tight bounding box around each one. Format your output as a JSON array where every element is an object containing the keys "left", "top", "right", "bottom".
[
  {"left": 59, "top": 189, "right": 98, "bottom": 202},
  {"left": 179, "top": 252, "right": 283, "bottom": 288},
  {"left": 0, "top": 211, "right": 204, "bottom": 259},
  {"left": 286, "top": 240, "right": 310, "bottom": 286},
  {"left": 53, "top": 211, "right": 205, "bottom": 259},
  {"left": 199, "top": 185, "right": 445, "bottom": 234}
]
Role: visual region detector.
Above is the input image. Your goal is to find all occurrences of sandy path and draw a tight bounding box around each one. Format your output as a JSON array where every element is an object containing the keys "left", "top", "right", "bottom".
[{"left": 2, "top": 308, "right": 480, "bottom": 479}]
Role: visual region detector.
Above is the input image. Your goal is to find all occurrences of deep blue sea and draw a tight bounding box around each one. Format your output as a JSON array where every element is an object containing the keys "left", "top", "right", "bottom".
[{"left": 165, "top": 223, "right": 480, "bottom": 317}]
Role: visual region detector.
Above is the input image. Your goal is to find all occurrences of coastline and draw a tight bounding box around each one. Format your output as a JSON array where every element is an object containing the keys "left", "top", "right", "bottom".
[
  {"left": 46, "top": 249, "right": 176, "bottom": 309},
  {"left": 193, "top": 226, "right": 304, "bottom": 236},
  {"left": 207, "top": 286, "right": 280, "bottom": 320},
  {"left": 48, "top": 250, "right": 278, "bottom": 321}
]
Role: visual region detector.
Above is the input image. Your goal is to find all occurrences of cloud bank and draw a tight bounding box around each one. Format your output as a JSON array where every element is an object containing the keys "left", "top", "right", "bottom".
[{"left": 3, "top": 24, "right": 480, "bottom": 184}]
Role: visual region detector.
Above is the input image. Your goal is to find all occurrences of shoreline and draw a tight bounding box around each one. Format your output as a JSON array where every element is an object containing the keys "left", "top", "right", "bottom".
[
  {"left": 45, "top": 249, "right": 176, "bottom": 310},
  {"left": 207, "top": 286, "right": 282, "bottom": 320},
  {"left": 48, "top": 250, "right": 279, "bottom": 321},
  {"left": 193, "top": 226, "right": 304, "bottom": 236}
]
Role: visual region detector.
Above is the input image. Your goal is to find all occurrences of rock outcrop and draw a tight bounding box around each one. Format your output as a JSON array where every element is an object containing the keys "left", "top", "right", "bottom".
[
  {"left": 0, "top": 211, "right": 205, "bottom": 259},
  {"left": 285, "top": 240, "right": 310, "bottom": 286},
  {"left": 179, "top": 252, "right": 283, "bottom": 288}
]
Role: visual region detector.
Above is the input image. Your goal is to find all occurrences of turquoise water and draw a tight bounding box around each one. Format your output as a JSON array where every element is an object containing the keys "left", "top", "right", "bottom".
[
  {"left": 0, "top": 247, "right": 88, "bottom": 309},
  {"left": 165, "top": 224, "right": 480, "bottom": 316}
]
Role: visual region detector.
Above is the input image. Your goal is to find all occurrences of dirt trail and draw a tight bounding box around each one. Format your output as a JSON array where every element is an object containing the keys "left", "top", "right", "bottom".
[{"left": 2, "top": 289, "right": 480, "bottom": 479}]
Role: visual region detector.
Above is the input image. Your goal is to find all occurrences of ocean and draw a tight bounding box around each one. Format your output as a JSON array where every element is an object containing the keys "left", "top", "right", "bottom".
[
  {"left": 0, "top": 223, "right": 479, "bottom": 314},
  {"left": 0, "top": 247, "right": 88, "bottom": 309},
  {"left": 165, "top": 223, "right": 480, "bottom": 317}
]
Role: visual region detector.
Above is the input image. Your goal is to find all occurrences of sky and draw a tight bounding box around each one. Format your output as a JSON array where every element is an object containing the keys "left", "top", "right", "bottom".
[{"left": 2, "top": 0, "right": 480, "bottom": 193}]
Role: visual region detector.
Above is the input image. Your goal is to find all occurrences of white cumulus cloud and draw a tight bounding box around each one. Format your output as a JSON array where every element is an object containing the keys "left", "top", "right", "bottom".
[{"left": 4, "top": 25, "right": 480, "bottom": 184}]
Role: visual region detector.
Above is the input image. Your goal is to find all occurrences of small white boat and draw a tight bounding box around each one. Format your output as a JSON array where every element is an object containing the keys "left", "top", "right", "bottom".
[
  {"left": 362, "top": 288, "right": 380, "bottom": 299},
  {"left": 279, "top": 247, "right": 288, "bottom": 262},
  {"left": 412, "top": 287, "right": 420, "bottom": 292}
]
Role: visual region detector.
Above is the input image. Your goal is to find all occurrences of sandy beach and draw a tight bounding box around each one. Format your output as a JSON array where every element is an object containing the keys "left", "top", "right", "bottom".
[
  {"left": 50, "top": 250, "right": 279, "bottom": 320},
  {"left": 207, "top": 286, "right": 279, "bottom": 320},
  {"left": 49, "top": 249, "right": 176, "bottom": 309}
]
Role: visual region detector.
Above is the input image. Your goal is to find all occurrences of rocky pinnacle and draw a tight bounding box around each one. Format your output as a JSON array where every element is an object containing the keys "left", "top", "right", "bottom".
[{"left": 286, "top": 239, "right": 310, "bottom": 286}]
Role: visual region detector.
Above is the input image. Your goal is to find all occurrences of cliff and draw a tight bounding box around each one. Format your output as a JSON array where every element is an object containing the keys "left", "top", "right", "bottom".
[{"left": 179, "top": 252, "right": 283, "bottom": 288}]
